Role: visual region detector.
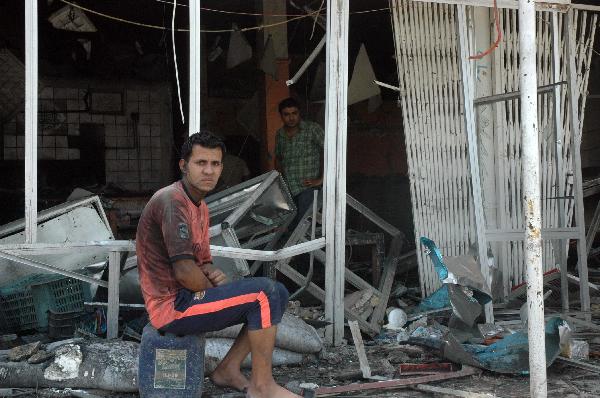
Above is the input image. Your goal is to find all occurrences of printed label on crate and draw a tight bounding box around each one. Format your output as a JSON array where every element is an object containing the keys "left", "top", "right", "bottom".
[{"left": 153, "top": 349, "right": 187, "bottom": 389}]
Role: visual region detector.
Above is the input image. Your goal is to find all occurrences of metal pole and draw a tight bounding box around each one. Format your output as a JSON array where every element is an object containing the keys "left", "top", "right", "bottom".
[
  {"left": 519, "top": 1, "right": 547, "bottom": 396},
  {"left": 550, "top": 12, "right": 569, "bottom": 312},
  {"left": 24, "top": 0, "right": 38, "bottom": 243},
  {"left": 188, "top": 1, "right": 201, "bottom": 135},
  {"left": 324, "top": 0, "right": 349, "bottom": 345}
]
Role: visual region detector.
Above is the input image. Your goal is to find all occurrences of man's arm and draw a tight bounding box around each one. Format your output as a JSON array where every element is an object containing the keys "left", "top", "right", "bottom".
[{"left": 172, "top": 260, "right": 227, "bottom": 291}]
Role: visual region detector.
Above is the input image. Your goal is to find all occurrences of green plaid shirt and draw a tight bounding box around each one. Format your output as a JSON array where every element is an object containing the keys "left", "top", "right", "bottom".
[{"left": 275, "top": 120, "right": 324, "bottom": 196}]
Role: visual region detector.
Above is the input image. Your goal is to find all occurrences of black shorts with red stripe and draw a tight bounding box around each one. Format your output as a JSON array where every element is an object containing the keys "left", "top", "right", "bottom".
[{"left": 160, "top": 277, "right": 289, "bottom": 335}]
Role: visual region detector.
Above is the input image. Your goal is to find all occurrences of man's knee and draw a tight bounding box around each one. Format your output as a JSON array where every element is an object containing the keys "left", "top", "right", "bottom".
[{"left": 275, "top": 282, "right": 289, "bottom": 308}]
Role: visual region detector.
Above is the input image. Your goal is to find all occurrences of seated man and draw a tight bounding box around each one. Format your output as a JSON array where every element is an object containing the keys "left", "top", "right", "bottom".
[{"left": 136, "top": 131, "right": 299, "bottom": 398}]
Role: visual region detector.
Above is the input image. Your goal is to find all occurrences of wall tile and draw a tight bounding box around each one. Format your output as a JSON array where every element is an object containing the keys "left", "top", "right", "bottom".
[
  {"left": 4, "top": 148, "right": 16, "bottom": 159},
  {"left": 68, "top": 148, "right": 80, "bottom": 159},
  {"left": 56, "top": 148, "right": 68, "bottom": 160},
  {"left": 4, "top": 135, "right": 16, "bottom": 148},
  {"left": 56, "top": 136, "right": 68, "bottom": 148},
  {"left": 40, "top": 147, "right": 55, "bottom": 159}
]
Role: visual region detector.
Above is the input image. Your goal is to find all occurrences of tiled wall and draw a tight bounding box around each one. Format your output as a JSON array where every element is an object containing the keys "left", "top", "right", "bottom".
[{"left": 1, "top": 81, "right": 173, "bottom": 192}]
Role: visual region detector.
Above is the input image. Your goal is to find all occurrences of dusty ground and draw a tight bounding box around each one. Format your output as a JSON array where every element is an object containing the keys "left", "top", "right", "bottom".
[{"left": 202, "top": 342, "right": 600, "bottom": 397}]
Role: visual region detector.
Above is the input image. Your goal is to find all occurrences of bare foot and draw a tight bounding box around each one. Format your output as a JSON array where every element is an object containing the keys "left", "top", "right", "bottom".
[
  {"left": 209, "top": 365, "right": 250, "bottom": 392},
  {"left": 246, "top": 382, "right": 301, "bottom": 398}
]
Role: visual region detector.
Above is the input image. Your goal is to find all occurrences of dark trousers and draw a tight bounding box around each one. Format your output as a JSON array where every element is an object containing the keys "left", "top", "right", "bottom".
[
  {"left": 291, "top": 187, "right": 321, "bottom": 231},
  {"left": 160, "top": 277, "right": 289, "bottom": 334}
]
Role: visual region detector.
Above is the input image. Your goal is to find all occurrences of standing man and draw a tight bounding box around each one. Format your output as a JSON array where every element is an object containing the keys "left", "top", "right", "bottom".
[
  {"left": 136, "top": 131, "right": 299, "bottom": 398},
  {"left": 274, "top": 98, "right": 324, "bottom": 228}
]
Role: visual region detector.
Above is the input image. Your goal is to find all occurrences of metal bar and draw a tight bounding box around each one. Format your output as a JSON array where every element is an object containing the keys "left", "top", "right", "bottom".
[
  {"left": 0, "top": 237, "right": 328, "bottom": 262},
  {"left": 106, "top": 251, "right": 120, "bottom": 339},
  {"left": 210, "top": 237, "right": 326, "bottom": 261},
  {"left": 221, "top": 227, "right": 250, "bottom": 276},
  {"left": 519, "top": 1, "right": 547, "bottom": 396},
  {"left": 0, "top": 240, "right": 135, "bottom": 254},
  {"left": 585, "top": 200, "right": 600, "bottom": 256},
  {"left": 485, "top": 227, "right": 580, "bottom": 241},
  {"left": 566, "top": 9, "right": 591, "bottom": 317},
  {"left": 457, "top": 5, "right": 493, "bottom": 323},
  {"left": 551, "top": 12, "right": 569, "bottom": 312},
  {"left": 411, "top": 0, "right": 570, "bottom": 12},
  {"left": 346, "top": 194, "right": 402, "bottom": 237},
  {"left": 572, "top": 4, "right": 600, "bottom": 12},
  {"left": 0, "top": 251, "right": 108, "bottom": 287},
  {"left": 373, "top": 80, "right": 401, "bottom": 92},
  {"left": 473, "top": 82, "right": 566, "bottom": 106},
  {"left": 567, "top": 273, "right": 600, "bottom": 292},
  {"left": 286, "top": 36, "right": 325, "bottom": 86},
  {"left": 188, "top": 1, "right": 201, "bottom": 135},
  {"left": 324, "top": 0, "right": 349, "bottom": 346},
  {"left": 223, "top": 171, "right": 279, "bottom": 228},
  {"left": 24, "top": 0, "right": 38, "bottom": 243}
]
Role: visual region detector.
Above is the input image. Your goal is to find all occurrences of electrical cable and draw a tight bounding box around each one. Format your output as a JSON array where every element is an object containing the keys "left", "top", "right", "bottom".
[
  {"left": 171, "top": 0, "right": 185, "bottom": 124},
  {"left": 469, "top": 0, "right": 501, "bottom": 60},
  {"left": 60, "top": 0, "right": 390, "bottom": 33}
]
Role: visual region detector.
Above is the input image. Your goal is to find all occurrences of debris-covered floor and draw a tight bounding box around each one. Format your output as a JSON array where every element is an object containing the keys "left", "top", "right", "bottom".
[{"left": 2, "top": 190, "right": 600, "bottom": 397}]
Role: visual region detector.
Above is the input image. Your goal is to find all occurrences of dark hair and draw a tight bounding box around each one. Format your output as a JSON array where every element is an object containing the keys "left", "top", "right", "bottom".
[
  {"left": 278, "top": 97, "right": 300, "bottom": 114},
  {"left": 180, "top": 130, "right": 226, "bottom": 162}
]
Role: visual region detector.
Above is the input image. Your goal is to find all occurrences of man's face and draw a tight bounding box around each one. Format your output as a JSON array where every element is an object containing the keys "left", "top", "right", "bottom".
[
  {"left": 280, "top": 106, "right": 300, "bottom": 129},
  {"left": 179, "top": 145, "right": 223, "bottom": 196}
]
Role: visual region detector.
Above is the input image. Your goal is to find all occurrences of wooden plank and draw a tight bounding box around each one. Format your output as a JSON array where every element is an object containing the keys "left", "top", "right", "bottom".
[
  {"left": 314, "top": 366, "right": 480, "bottom": 395},
  {"left": 413, "top": 384, "right": 497, "bottom": 398},
  {"left": 106, "top": 251, "right": 121, "bottom": 339},
  {"left": 371, "top": 236, "right": 403, "bottom": 331},
  {"left": 551, "top": 11, "right": 570, "bottom": 311},
  {"left": 457, "top": 5, "right": 492, "bottom": 322},
  {"left": 348, "top": 320, "right": 371, "bottom": 378},
  {"left": 24, "top": 0, "right": 38, "bottom": 244},
  {"left": 323, "top": 0, "right": 349, "bottom": 346}
]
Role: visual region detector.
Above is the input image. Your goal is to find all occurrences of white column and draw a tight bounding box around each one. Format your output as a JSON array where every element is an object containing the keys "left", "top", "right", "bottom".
[
  {"left": 519, "top": 1, "right": 547, "bottom": 396},
  {"left": 474, "top": 7, "right": 497, "bottom": 229},
  {"left": 24, "top": 0, "right": 38, "bottom": 243},
  {"left": 188, "top": 1, "right": 201, "bottom": 135},
  {"left": 324, "top": 0, "right": 349, "bottom": 345}
]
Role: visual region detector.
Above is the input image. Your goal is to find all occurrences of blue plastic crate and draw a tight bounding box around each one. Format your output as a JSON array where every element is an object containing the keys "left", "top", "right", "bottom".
[
  {"left": 31, "top": 276, "right": 92, "bottom": 331},
  {"left": 0, "top": 274, "right": 91, "bottom": 332}
]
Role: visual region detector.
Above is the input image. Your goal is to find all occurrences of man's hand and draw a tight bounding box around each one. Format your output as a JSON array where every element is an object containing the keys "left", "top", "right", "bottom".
[
  {"left": 201, "top": 264, "right": 227, "bottom": 286},
  {"left": 302, "top": 178, "right": 322, "bottom": 187}
]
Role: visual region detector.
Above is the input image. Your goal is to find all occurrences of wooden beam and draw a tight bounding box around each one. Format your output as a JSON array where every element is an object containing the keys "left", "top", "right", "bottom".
[
  {"left": 324, "top": 0, "right": 349, "bottom": 346},
  {"left": 457, "top": 5, "right": 493, "bottom": 323},
  {"left": 348, "top": 320, "right": 372, "bottom": 378}
]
